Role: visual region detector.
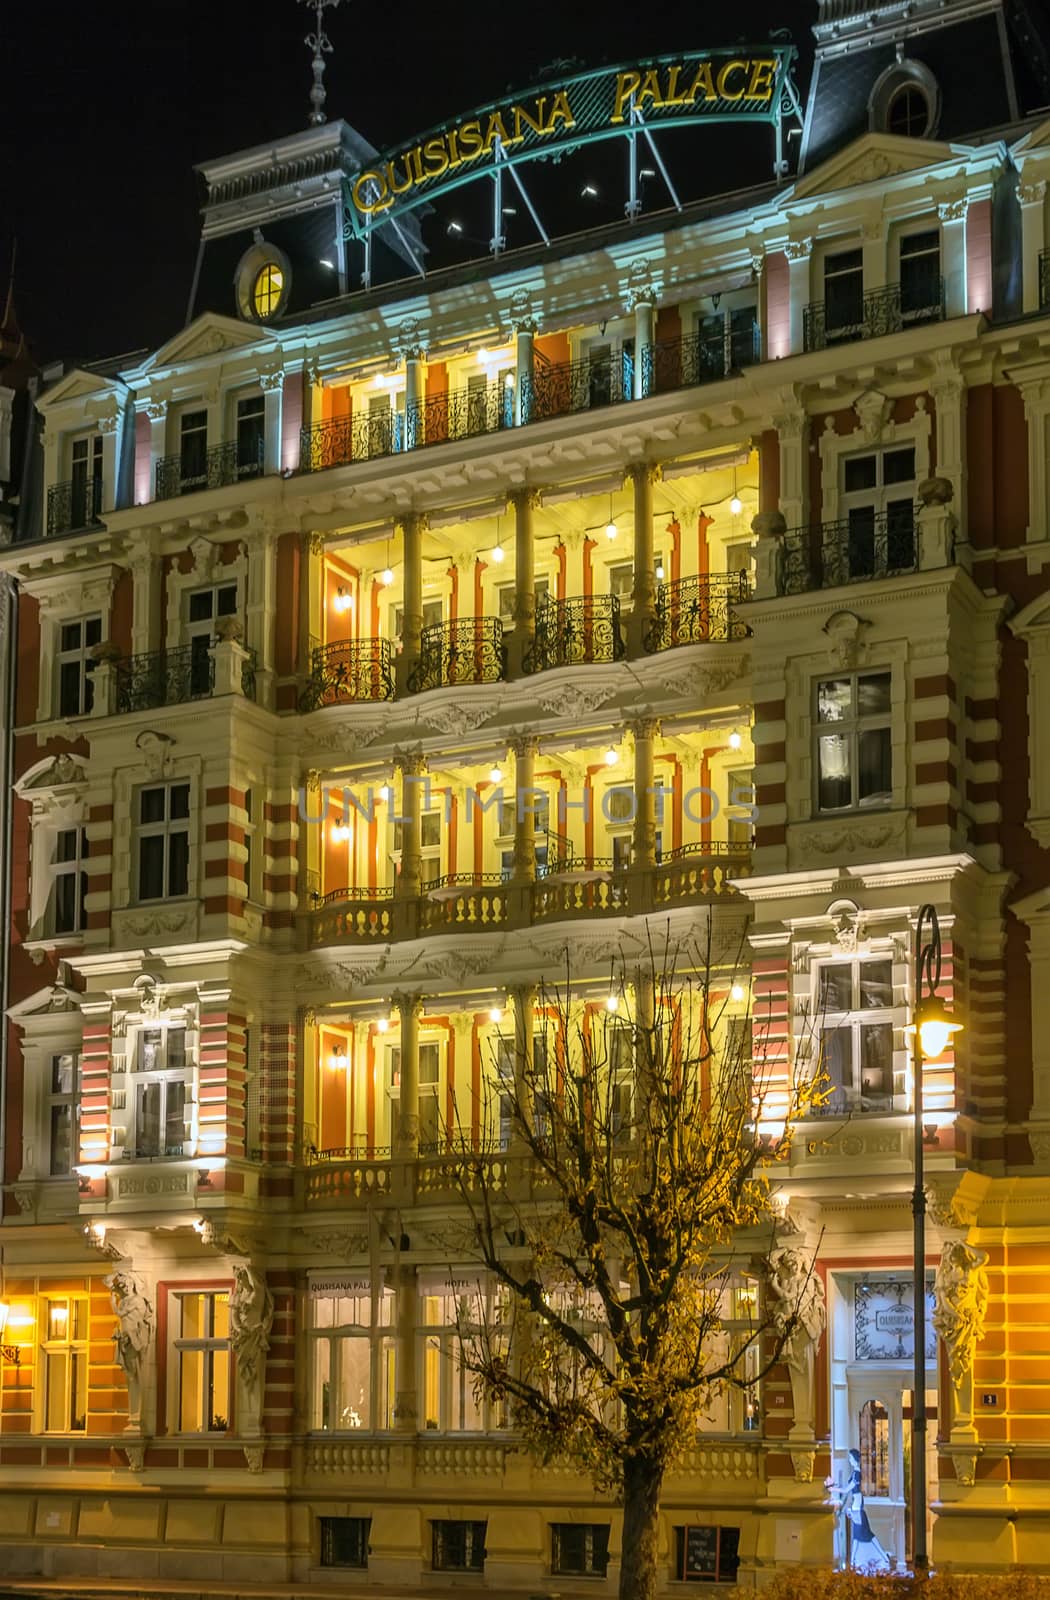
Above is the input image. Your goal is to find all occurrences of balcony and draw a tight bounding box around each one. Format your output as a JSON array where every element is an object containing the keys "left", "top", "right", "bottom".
[
  {"left": 521, "top": 350, "right": 630, "bottom": 422},
  {"left": 308, "top": 888, "right": 394, "bottom": 947},
  {"left": 777, "top": 509, "right": 919, "bottom": 596},
  {"left": 642, "top": 323, "right": 760, "bottom": 395},
  {"left": 111, "top": 643, "right": 257, "bottom": 713},
  {"left": 406, "top": 380, "right": 513, "bottom": 447},
  {"left": 407, "top": 618, "right": 506, "bottom": 694},
  {"left": 522, "top": 594, "right": 625, "bottom": 674},
  {"left": 47, "top": 476, "right": 103, "bottom": 536},
  {"left": 803, "top": 281, "right": 945, "bottom": 353},
  {"left": 644, "top": 573, "right": 751, "bottom": 652},
  {"left": 300, "top": 639, "right": 395, "bottom": 711},
  {"left": 155, "top": 438, "right": 264, "bottom": 500}
]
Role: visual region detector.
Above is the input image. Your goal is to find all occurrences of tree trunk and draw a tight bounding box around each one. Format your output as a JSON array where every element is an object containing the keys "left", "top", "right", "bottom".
[{"left": 619, "top": 1453, "right": 665, "bottom": 1600}]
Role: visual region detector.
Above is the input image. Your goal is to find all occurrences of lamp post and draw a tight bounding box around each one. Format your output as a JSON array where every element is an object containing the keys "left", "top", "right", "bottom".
[{"left": 906, "top": 904, "right": 962, "bottom": 1576}]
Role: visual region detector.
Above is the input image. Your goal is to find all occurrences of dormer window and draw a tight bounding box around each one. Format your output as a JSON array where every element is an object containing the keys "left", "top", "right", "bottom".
[
  {"left": 869, "top": 59, "right": 939, "bottom": 140},
  {"left": 887, "top": 84, "right": 929, "bottom": 137},
  {"left": 252, "top": 263, "right": 284, "bottom": 319}
]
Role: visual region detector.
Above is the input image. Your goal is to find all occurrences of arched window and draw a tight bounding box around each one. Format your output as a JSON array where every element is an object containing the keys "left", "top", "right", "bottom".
[
  {"left": 887, "top": 84, "right": 930, "bottom": 137},
  {"left": 859, "top": 1398, "right": 890, "bottom": 1496},
  {"left": 252, "top": 263, "right": 285, "bottom": 319},
  {"left": 868, "top": 60, "right": 940, "bottom": 140}
]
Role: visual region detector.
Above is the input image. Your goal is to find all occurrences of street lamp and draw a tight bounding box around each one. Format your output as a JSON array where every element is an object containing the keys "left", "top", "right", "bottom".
[{"left": 903, "top": 904, "right": 962, "bottom": 1575}]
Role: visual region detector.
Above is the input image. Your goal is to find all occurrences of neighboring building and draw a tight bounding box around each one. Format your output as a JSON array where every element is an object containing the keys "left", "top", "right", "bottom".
[{"left": 1, "top": 0, "right": 1050, "bottom": 1588}]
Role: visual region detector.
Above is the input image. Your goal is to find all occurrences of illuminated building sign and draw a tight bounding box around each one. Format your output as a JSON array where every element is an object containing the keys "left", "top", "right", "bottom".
[{"left": 345, "top": 47, "right": 797, "bottom": 234}]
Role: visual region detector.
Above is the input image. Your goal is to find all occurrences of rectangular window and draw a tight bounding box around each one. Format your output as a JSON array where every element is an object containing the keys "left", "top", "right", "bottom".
[
  {"left": 186, "top": 582, "right": 238, "bottom": 697},
  {"left": 235, "top": 394, "right": 265, "bottom": 478},
  {"left": 818, "top": 957, "right": 895, "bottom": 1115},
  {"left": 432, "top": 1519, "right": 486, "bottom": 1572},
  {"left": 367, "top": 393, "right": 394, "bottom": 456},
  {"left": 57, "top": 614, "right": 103, "bottom": 718},
  {"left": 839, "top": 445, "right": 916, "bottom": 579},
  {"left": 422, "top": 1287, "right": 497, "bottom": 1432},
  {"left": 243, "top": 789, "right": 256, "bottom": 899},
  {"left": 607, "top": 560, "right": 634, "bottom": 600},
  {"left": 387, "top": 1043, "right": 441, "bottom": 1151},
  {"left": 133, "top": 1024, "right": 188, "bottom": 1157},
  {"left": 174, "top": 1291, "right": 231, "bottom": 1432},
  {"left": 320, "top": 1516, "right": 371, "bottom": 1569},
  {"left": 311, "top": 1286, "right": 395, "bottom": 1431},
  {"left": 52, "top": 826, "right": 88, "bottom": 935},
  {"left": 726, "top": 769, "right": 755, "bottom": 848},
  {"left": 137, "top": 782, "right": 190, "bottom": 900},
  {"left": 42, "top": 1295, "right": 88, "bottom": 1432},
  {"left": 48, "top": 1053, "right": 79, "bottom": 1177},
  {"left": 675, "top": 1525, "right": 741, "bottom": 1583},
  {"left": 551, "top": 1523, "right": 610, "bottom": 1578},
  {"left": 823, "top": 248, "right": 864, "bottom": 339},
  {"left": 179, "top": 410, "right": 208, "bottom": 489},
  {"left": 815, "top": 673, "right": 892, "bottom": 813},
  {"left": 899, "top": 229, "right": 941, "bottom": 322},
  {"left": 69, "top": 434, "right": 103, "bottom": 528}
]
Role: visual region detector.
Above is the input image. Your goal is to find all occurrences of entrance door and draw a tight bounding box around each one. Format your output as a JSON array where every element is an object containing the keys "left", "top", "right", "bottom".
[{"left": 846, "top": 1377, "right": 904, "bottom": 1565}]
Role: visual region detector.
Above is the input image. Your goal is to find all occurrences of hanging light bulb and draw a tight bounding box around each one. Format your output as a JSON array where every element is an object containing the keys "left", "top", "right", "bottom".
[
  {"left": 730, "top": 983, "right": 746, "bottom": 1003},
  {"left": 606, "top": 994, "right": 620, "bottom": 1013},
  {"left": 729, "top": 468, "right": 742, "bottom": 517},
  {"left": 605, "top": 493, "right": 618, "bottom": 540},
  {"left": 376, "top": 1016, "right": 390, "bottom": 1034},
  {"left": 377, "top": 782, "right": 391, "bottom": 802},
  {"left": 489, "top": 1006, "right": 503, "bottom": 1024},
  {"left": 728, "top": 729, "right": 743, "bottom": 751},
  {"left": 381, "top": 566, "right": 394, "bottom": 587},
  {"left": 489, "top": 764, "right": 504, "bottom": 785},
  {"left": 655, "top": 562, "right": 665, "bottom": 580},
  {"left": 604, "top": 746, "right": 618, "bottom": 767},
  {"left": 327, "top": 1042, "right": 348, "bottom": 1070},
  {"left": 492, "top": 543, "right": 505, "bottom": 564},
  {"left": 333, "top": 585, "right": 352, "bottom": 614}
]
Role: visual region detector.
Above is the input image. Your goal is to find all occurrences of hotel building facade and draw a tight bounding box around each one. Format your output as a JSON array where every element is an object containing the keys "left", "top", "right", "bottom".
[{"left": 1, "top": 0, "right": 1050, "bottom": 1587}]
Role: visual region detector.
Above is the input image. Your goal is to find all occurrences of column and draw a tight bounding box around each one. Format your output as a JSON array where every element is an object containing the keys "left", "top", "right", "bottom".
[
  {"left": 298, "top": 530, "right": 323, "bottom": 676},
  {"left": 511, "top": 984, "right": 536, "bottom": 1144},
  {"left": 244, "top": 513, "right": 277, "bottom": 707},
  {"left": 128, "top": 546, "right": 162, "bottom": 657},
  {"left": 514, "top": 316, "right": 537, "bottom": 426},
  {"left": 939, "top": 200, "right": 969, "bottom": 320},
  {"left": 627, "top": 463, "right": 660, "bottom": 656},
  {"left": 147, "top": 400, "right": 168, "bottom": 501},
  {"left": 511, "top": 735, "right": 538, "bottom": 882},
  {"left": 861, "top": 218, "right": 887, "bottom": 299},
  {"left": 260, "top": 371, "right": 284, "bottom": 475},
  {"left": 394, "top": 749, "right": 426, "bottom": 899},
  {"left": 774, "top": 406, "right": 806, "bottom": 532},
  {"left": 509, "top": 488, "right": 539, "bottom": 676},
  {"left": 631, "top": 290, "right": 656, "bottom": 399},
  {"left": 785, "top": 240, "right": 812, "bottom": 355},
  {"left": 403, "top": 344, "right": 425, "bottom": 449},
  {"left": 930, "top": 355, "right": 966, "bottom": 548},
  {"left": 97, "top": 411, "right": 123, "bottom": 513},
  {"left": 750, "top": 512, "right": 787, "bottom": 601},
  {"left": 630, "top": 716, "right": 659, "bottom": 917},
  {"left": 395, "top": 513, "right": 425, "bottom": 694},
  {"left": 632, "top": 965, "right": 657, "bottom": 1112},
  {"left": 393, "top": 1264, "right": 418, "bottom": 1432},
  {"left": 395, "top": 992, "right": 423, "bottom": 1156},
  {"left": 1019, "top": 180, "right": 1047, "bottom": 313}
]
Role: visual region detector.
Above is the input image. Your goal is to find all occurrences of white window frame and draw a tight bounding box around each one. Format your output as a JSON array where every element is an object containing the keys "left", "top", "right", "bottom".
[
  {"left": 309, "top": 1281, "right": 396, "bottom": 1433},
  {"left": 815, "top": 954, "right": 899, "bottom": 1116},
  {"left": 130, "top": 1021, "right": 191, "bottom": 1159},
  {"left": 419, "top": 1279, "right": 503, "bottom": 1434},
  {"left": 386, "top": 1041, "right": 441, "bottom": 1151},
  {"left": 55, "top": 612, "right": 103, "bottom": 719},
  {"left": 49, "top": 825, "right": 88, "bottom": 937},
  {"left": 135, "top": 780, "right": 192, "bottom": 903},
  {"left": 169, "top": 1288, "right": 232, "bottom": 1435},
  {"left": 46, "top": 1052, "right": 80, "bottom": 1177},
  {"left": 819, "top": 403, "right": 931, "bottom": 525},
  {"left": 813, "top": 671, "right": 893, "bottom": 815},
  {"left": 39, "top": 1293, "right": 89, "bottom": 1434}
]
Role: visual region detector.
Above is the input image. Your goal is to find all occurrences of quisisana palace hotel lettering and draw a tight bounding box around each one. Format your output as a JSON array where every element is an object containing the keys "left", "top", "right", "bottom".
[{"left": 1, "top": 0, "right": 1050, "bottom": 1588}]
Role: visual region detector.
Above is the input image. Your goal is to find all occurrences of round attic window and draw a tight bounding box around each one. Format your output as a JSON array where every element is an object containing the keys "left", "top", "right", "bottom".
[
  {"left": 868, "top": 58, "right": 940, "bottom": 140},
  {"left": 234, "top": 238, "right": 292, "bottom": 323},
  {"left": 886, "top": 83, "right": 932, "bottom": 137}
]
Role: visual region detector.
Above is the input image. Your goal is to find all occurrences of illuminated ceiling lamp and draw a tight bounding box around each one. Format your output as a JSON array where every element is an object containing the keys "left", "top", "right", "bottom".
[
  {"left": 603, "top": 745, "right": 618, "bottom": 767},
  {"left": 605, "top": 494, "right": 618, "bottom": 541},
  {"left": 728, "top": 729, "right": 743, "bottom": 751},
  {"left": 729, "top": 467, "right": 743, "bottom": 519},
  {"left": 730, "top": 983, "right": 746, "bottom": 1002},
  {"left": 489, "top": 1005, "right": 503, "bottom": 1024},
  {"left": 489, "top": 763, "right": 504, "bottom": 785},
  {"left": 376, "top": 1016, "right": 390, "bottom": 1034},
  {"left": 492, "top": 516, "right": 505, "bottom": 564},
  {"left": 381, "top": 536, "right": 394, "bottom": 587},
  {"left": 605, "top": 993, "right": 619, "bottom": 1013}
]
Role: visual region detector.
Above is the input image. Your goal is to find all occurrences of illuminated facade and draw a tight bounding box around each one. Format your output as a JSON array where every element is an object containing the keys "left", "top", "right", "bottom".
[{"left": 2, "top": 0, "right": 1050, "bottom": 1587}]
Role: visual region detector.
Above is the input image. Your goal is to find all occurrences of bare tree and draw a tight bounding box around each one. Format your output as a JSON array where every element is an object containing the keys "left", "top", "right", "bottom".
[{"left": 437, "top": 922, "right": 820, "bottom": 1600}]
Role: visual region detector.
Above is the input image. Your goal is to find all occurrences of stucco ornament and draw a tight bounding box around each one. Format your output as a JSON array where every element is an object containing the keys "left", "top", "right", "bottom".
[
  {"left": 105, "top": 1270, "right": 154, "bottom": 1430},
  {"left": 230, "top": 1261, "right": 274, "bottom": 1436},
  {"left": 768, "top": 1247, "right": 826, "bottom": 1439},
  {"left": 933, "top": 1240, "right": 989, "bottom": 1389}
]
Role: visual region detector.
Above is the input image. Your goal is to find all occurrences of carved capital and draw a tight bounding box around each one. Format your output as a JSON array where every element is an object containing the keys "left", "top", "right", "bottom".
[
  {"left": 97, "top": 411, "right": 121, "bottom": 435},
  {"left": 629, "top": 715, "right": 661, "bottom": 742},
  {"left": 784, "top": 239, "right": 812, "bottom": 262},
  {"left": 938, "top": 199, "right": 968, "bottom": 223},
  {"left": 393, "top": 745, "right": 427, "bottom": 777},
  {"left": 750, "top": 251, "right": 765, "bottom": 277},
  {"left": 1019, "top": 179, "right": 1047, "bottom": 207},
  {"left": 625, "top": 462, "right": 662, "bottom": 489},
  {"left": 259, "top": 370, "right": 284, "bottom": 392},
  {"left": 626, "top": 283, "right": 657, "bottom": 313},
  {"left": 508, "top": 486, "right": 542, "bottom": 513},
  {"left": 510, "top": 733, "right": 539, "bottom": 760},
  {"left": 145, "top": 400, "right": 168, "bottom": 422}
]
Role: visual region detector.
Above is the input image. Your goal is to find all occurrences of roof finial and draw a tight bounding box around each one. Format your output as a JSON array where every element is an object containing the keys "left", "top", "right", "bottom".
[{"left": 300, "top": 0, "right": 342, "bottom": 126}]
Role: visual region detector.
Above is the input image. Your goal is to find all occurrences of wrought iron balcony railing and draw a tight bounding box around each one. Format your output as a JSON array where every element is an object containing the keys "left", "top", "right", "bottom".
[
  {"left": 299, "top": 410, "right": 403, "bottom": 472},
  {"left": 520, "top": 351, "right": 630, "bottom": 423},
  {"left": 47, "top": 475, "right": 103, "bottom": 536},
  {"left": 522, "top": 593, "right": 625, "bottom": 674},
  {"left": 407, "top": 617, "right": 507, "bottom": 694},
  {"left": 300, "top": 638, "right": 395, "bottom": 711},
  {"left": 803, "top": 281, "right": 945, "bottom": 353},
  {"left": 644, "top": 573, "right": 752, "bottom": 652},
  {"left": 405, "top": 379, "right": 513, "bottom": 448},
  {"left": 1041, "top": 250, "right": 1050, "bottom": 310},
  {"left": 778, "top": 507, "right": 920, "bottom": 596},
  {"left": 113, "top": 645, "right": 213, "bottom": 713},
  {"left": 641, "top": 323, "right": 760, "bottom": 395},
  {"left": 155, "top": 438, "right": 264, "bottom": 500}
]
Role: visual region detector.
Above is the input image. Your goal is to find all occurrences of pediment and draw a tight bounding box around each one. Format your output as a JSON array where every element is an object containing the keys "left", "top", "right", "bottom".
[
  {"left": 37, "top": 368, "right": 129, "bottom": 413},
  {"left": 149, "top": 313, "right": 275, "bottom": 371},
  {"left": 7, "top": 983, "right": 81, "bottom": 1022},
  {"left": 15, "top": 754, "right": 86, "bottom": 797},
  {"left": 1012, "top": 118, "right": 1050, "bottom": 158},
  {"left": 1009, "top": 590, "right": 1050, "bottom": 638},
  {"left": 792, "top": 132, "right": 957, "bottom": 201}
]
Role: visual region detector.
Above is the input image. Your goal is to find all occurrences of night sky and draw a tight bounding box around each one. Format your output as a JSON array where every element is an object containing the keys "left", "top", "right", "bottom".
[{"left": 1, "top": 0, "right": 813, "bottom": 367}]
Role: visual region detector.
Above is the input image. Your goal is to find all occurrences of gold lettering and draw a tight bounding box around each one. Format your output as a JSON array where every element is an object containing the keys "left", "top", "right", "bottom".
[
  {"left": 635, "top": 68, "right": 664, "bottom": 112},
  {"left": 483, "top": 111, "right": 513, "bottom": 155},
  {"left": 422, "top": 136, "right": 449, "bottom": 179},
  {"left": 663, "top": 64, "right": 686, "bottom": 106},
  {"left": 352, "top": 170, "right": 390, "bottom": 214},
  {"left": 747, "top": 58, "right": 777, "bottom": 101},
  {"left": 683, "top": 62, "right": 716, "bottom": 104},
  {"left": 409, "top": 145, "right": 424, "bottom": 183},
  {"left": 514, "top": 98, "right": 547, "bottom": 138},
  {"left": 611, "top": 71, "right": 641, "bottom": 124},
  {"left": 716, "top": 60, "right": 749, "bottom": 101},
  {"left": 458, "top": 120, "right": 484, "bottom": 160},
  {"left": 545, "top": 90, "right": 575, "bottom": 133},
  {"left": 385, "top": 155, "right": 414, "bottom": 196},
  {"left": 448, "top": 128, "right": 461, "bottom": 169}
]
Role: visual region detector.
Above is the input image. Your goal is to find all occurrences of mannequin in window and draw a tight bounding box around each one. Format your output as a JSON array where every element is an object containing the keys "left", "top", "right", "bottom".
[{"left": 826, "top": 1449, "right": 891, "bottom": 1570}]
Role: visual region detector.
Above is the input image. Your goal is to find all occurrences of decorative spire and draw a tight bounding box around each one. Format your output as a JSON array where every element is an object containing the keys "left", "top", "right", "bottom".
[{"left": 299, "top": 0, "right": 342, "bottom": 127}]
